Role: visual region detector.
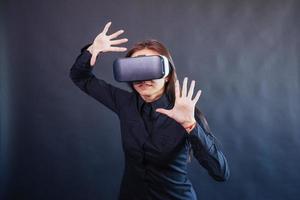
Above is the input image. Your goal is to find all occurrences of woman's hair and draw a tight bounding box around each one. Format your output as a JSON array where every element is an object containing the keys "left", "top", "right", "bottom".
[{"left": 126, "top": 39, "right": 215, "bottom": 162}]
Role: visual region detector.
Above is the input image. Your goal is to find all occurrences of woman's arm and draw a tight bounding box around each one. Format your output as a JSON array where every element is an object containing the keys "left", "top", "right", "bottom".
[
  {"left": 155, "top": 77, "right": 230, "bottom": 181},
  {"left": 69, "top": 22, "right": 129, "bottom": 115},
  {"left": 70, "top": 48, "right": 129, "bottom": 115},
  {"left": 188, "top": 122, "right": 230, "bottom": 181}
]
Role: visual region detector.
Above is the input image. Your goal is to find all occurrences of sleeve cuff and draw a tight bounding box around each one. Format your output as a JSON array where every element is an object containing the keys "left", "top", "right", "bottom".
[
  {"left": 187, "top": 122, "right": 214, "bottom": 152},
  {"left": 188, "top": 122, "right": 200, "bottom": 137},
  {"left": 73, "top": 47, "right": 93, "bottom": 70},
  {"left": 81, "top": 43, "right": 93, "bottom": 52}
]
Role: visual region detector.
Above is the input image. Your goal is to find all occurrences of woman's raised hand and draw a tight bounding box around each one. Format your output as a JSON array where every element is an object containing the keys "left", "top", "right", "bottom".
[
  {"left": 156, "top": 77, "right": 202, "bottom": 130},
  {"left": 88, "top": 22, "right": 128, "bottom": 66}
]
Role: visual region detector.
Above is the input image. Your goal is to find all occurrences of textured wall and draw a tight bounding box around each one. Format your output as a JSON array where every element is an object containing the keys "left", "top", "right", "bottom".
[{"left": 1, "top": 0, "right": 299, "bottom": 199}]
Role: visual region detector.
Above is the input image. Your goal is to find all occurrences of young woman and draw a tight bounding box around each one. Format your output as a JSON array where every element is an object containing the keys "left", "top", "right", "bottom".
[{"left": 70, "top": 22, "right": 230, "bottom": 200}]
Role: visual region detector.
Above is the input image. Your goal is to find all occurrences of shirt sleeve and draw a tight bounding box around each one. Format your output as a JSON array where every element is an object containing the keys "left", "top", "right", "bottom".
[
  {"left": 69, "top": 45, "right": 130, "bottom": 116},
  {"left": 188, "top": 122, "right": 230, "bottom": 181}
]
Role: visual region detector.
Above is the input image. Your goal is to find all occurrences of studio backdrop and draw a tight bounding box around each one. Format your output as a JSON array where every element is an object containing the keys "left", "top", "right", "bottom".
[{"left": 1, "top": 0, "right": 300, "bottom": 199}]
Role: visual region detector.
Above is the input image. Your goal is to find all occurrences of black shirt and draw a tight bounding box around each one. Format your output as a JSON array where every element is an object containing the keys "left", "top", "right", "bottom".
[{"left": 69, "top": 47, "right": 230, "bottom": 200}]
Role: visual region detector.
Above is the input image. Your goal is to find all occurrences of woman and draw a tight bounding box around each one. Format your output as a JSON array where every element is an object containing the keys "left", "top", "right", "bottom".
[{"left": 70, "top": 22, "right": 230, "bottom": 200}]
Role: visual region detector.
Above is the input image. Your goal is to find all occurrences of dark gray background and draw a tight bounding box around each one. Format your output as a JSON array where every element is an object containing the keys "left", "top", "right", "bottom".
[{"left": 1, "top": 0, "right": 299, "bottom": 199}]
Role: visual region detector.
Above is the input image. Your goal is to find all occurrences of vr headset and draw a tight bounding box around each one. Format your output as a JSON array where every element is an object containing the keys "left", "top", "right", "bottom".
[{"left": 113, "top": 55, "right": 172, "bottom": 82}]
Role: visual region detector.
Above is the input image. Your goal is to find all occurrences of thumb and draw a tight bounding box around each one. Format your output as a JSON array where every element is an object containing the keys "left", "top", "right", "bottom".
[
  {"left": 156, "top": 108, "right": 172, "bottom": 117},
  {"left": 90, "top": 53, "right": 97, "bottom": 66}
]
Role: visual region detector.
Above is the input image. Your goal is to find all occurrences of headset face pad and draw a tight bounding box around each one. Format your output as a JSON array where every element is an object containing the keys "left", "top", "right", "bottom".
[{"left": 113, "top": 55, "right": 171, "bottom": 82}]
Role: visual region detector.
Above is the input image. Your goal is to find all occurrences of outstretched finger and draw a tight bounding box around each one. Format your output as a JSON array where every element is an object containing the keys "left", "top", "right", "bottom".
[
  {"left": 182, "top": 77, "right": 188, "bottom": 97},
  {"left": 108, "top": 46, "right": 127, "bottom": 52},
  {"left": 110, "top": 38, "right": 128, "bottom": 45},
  {"left": 192, "top": 90, "right": 202, "bottom": 104},
  {"left": 175, "top": 79, "right": 180, "bottom": 98},
  {"left": 109, "top": 30, "right": 125, "bottom": 40},
  {"left": 90, "top": 53, "right": 97, "bottom": 66},
  {"left": 102, "top": 21, "right": 112, "bottom": 34},
  {"left": 187, "top": 80, "right": 195, "bottom": 99}
]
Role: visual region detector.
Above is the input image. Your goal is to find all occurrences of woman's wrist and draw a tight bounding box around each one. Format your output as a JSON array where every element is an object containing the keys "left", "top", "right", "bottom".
[
  {"left": 181, "top": 118, "right": 196, "bottom": 127},
  {"left": 181, "top": 119, "right": 197, "bottom": 133},
  {"left": 87, "top": 44, "right": 94, "bottom": 54}
]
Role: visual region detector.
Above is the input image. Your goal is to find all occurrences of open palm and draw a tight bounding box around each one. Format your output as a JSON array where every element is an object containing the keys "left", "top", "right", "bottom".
[
  {"left": 88, "top": 21, "right": 128, "bottom": 66},
  {"left": 156, "top": 77, "right": 201, "bottom": 127}
]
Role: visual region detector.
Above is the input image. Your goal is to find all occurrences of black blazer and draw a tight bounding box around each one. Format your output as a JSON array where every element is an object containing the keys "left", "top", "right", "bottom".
[{"left": 69, "top": 46, "right": 230, "bottom": 200}]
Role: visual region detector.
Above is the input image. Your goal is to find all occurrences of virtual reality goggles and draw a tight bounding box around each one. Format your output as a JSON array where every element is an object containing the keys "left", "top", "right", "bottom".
[{"left": 113, "top": 55, "right": 172, "bottom": 82}]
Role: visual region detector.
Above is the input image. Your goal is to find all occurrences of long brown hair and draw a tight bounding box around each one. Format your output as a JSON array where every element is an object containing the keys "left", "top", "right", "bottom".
[{"left": 126, "top": 39, "right": 215, "bottom": 161}]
